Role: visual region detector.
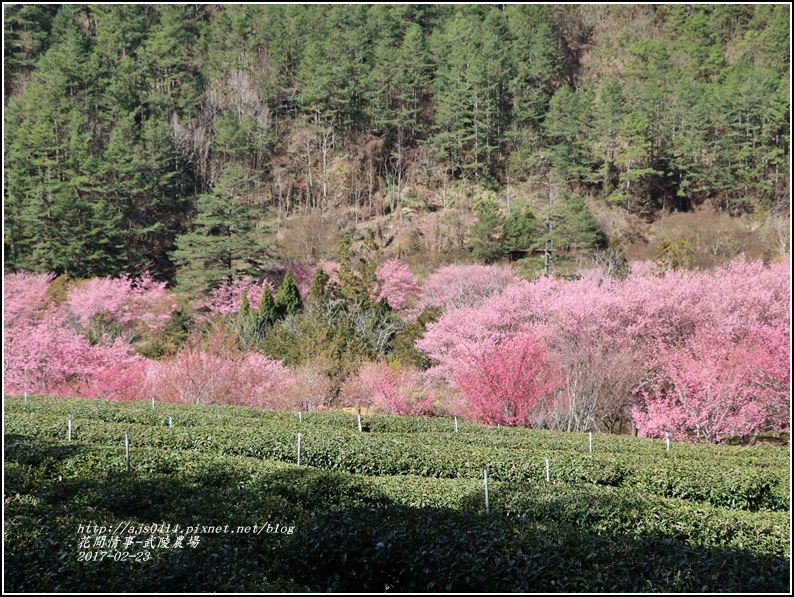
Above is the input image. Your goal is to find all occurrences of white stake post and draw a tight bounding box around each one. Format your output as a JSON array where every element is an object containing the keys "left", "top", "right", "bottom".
[
  {"left": 67, "top": 414, "right": 72, "bottom": 441},
  {"left": 357, "top": 413, "right": 362, "bottom": 433},
  {"left": 125, "top": 433, "right": 130, "bottom": 473},
  {"left": 484, "top": 469, "right": 489, "bottom": 514},
  {"left": 297, "top": 432, "right": 302, "bottom": 466},
  {"left": 454, "top": 416, "right": 458, "bottom": 433},
  {"left": 299, "top": 411, "right": 302, "bottom": 423},
  {"left": 151, "top": 395, "right": 155, "bottom": 410},
  {"left": 545, "top": 458, "right": 550, "bottom": 483},
  {"left": 24, "top": 391, "right": 28, "bottom": 403},
  {"left": 589, "top": 432, "right": 593, "bottom": 454},
  {"left": 168, "top": 417, "right": 173, "bottom": 427},
  {"left": 665, "top": 433, "right": 670, "bottom": 452}
]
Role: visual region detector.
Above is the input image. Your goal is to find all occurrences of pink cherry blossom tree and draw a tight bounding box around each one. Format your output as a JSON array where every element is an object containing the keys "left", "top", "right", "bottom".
[
  {"left": 417, "top": 263, "right": 517, "bottom": 312},
  {"left": 3, "top": 271, "right": 55, "bottom": 326},
  {"left": 340, "top": 361, "right": 435, "bottom": 416},
  {"left": 64, "top": 273, "right": 174, "bottom": 341},
  {"left": 4, "top": 272, "right": 146, "bottom": 397},
  {"left": 418, "top": 258, "right": 790, "bottom": 439},
  {"left": 633, "top": 325, "right": 789, "bottom": 443},
  {"left": 142, "top": 329, "right": 296, "bottom": 408},
  {"left": 205, "top": 277, "right": 275, "bottom": 316},
  {"left": 374, "top": 258, "right": 421, "bottom": 315},
  {"left": 453, "top": 333, "right": 560, "bottom": 427}
]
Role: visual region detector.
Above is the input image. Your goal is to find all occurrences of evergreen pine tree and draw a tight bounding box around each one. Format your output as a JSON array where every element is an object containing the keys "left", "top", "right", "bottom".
[
  {"left": 257, "top": 285, "right": 277, "bottom": 325},
  {"left": 470, "top": 194, "right": 505, "bottom": 263},
  {"left": 554, "top": 193, "right": 607, "bottom": 253},
  {"left": 275, "top": 271, "right": 302, "bottom": 318},
  {"left": 170, "top": 166, "right": 274, "bottom": 293},
  {"left": 336, "top": 233, "right": 378, "bottom": 305},
  {"left": 307, "top": 266, "right": 331, "bottom": 310},
  {"left": 235, "top": 291, "right": 257, "bottom": 349},
  {"left": 431, "top": 11, "right": 477, "bottom": 172},
  {"left": 543, "top": 85, "right": 595, "bottom": 182},
  {"left": 503, "top": 208, "right": 537, "bottom": 254},
  {"left": 141, "top": 4, "right": 202, "bottom": 118},
  {"left": 506, "top": 5, "right": 561, "bottom": 130},
  {"left": 593, "top": 79, "right": 627, "bottom": 195},
  {"left": 237, "top": 291, "right": 251, "bottom": 327},
  {"left": 3, "top": 4, "right": 59, "bottom": 98}
]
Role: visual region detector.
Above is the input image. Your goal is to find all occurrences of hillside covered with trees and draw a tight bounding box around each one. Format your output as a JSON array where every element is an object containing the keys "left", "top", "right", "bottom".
[
  {"left": 3, "top": 5, "right": 790, "bottom": 442},
  {"left": 4, "top": 4, "right": 790, "bottom": 285}
]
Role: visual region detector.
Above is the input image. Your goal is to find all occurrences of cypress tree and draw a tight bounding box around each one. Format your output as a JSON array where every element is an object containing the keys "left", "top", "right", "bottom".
[
  {"left": 234, "top": 291, "right": 256, "bottom": 348},
  {"left": 257, "top": 285, "right": 277, "bottom": 326},
  {"left": 503, "top": 208, "right": 537, "bottom": 255},
  {"left": 337, "top": 235, "right": 366, "bottom": 303},
  {"left": 275, "top": 271, "right": 302, "bottom": 318},
  {"left": 237, "top": 292, "right": 251, "bottom": 327},
  {"left": 470, "top": 194, "right": 505, "bottom": 264},
  {"left": 307, "top": 266, "right": 330, "bottom": 309}
]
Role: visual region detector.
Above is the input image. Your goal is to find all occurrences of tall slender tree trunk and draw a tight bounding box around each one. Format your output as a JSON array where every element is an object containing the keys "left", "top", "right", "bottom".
[{"left": 305, "top": 136, "right": 313, "bottom": 212}]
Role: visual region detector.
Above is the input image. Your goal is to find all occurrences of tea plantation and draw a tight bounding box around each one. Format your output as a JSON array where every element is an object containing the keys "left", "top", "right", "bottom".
[{"left": 4, "top": 396, "right": 790, "bottom": 592}]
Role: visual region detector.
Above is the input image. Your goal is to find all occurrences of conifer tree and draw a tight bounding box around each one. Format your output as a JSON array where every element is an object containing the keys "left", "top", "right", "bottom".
[
  {"left": 274, "top": 270, "right": 302, "bottom": 318},
  {"left": 307, "top": 266, "right": 331, "bottom": 310},
  {"left": 234, "top": 290, "right": 258, "bottom": 349},
  {"left": 3, "top": 4, "right": 59, "bottom": 97},
  {"left": 543, "top": 85, "right": 594, "bottom": 182},
  {"left": 337, "top": 233, "right": 379, "bottom": 305},
  {"left": 237, "top": 291, "right": 251, "bottom": 327},
  {"left": 470, "top": 194, "right": 505, "bottom": 264},
  {"left": 503, "top": 208, "right": 537, "bottom": 255},
  {"left": 257, "top": 285, "right": 277, "bottom": 327},
  {"left": 170, "top": 166, "right": 274, "bottom": 293}
]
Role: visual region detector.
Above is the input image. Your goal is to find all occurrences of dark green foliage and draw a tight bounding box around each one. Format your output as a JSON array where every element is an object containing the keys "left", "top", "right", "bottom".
[
  {"left": 3, "top": 4, "right": 59, "bottom": 97},
  {"left": 170, "top": 166, "right": 274, "bottom": 293},
  {"left": 503, "top": 207, "right": 537, "bottom": 253},
  {"left": 3, "top": 5, "right": 196, "bottom": 280},
  {"left": 261, "top": 233, "right": 404, "bottom": 381},
  {"left": 306, "top": 267, "right": 330, "bottom": 310},
  {"left": 506, "top": 5, "right": 562, "bottom": 130},
  {"left": 7, "top": 398, "right": 788, "bottom": 513},
  {"left": 274, "top": 271, "right": 301, "bottom": 318},
  {"left": 389, "top": 305, "right": 441, "bottom": 369},
  {"left": 236, "top": 291, "right": 252, "bottom": 329},
  {"left": 430, "top": 8, "right": 513, "bottom": 178},
  {"left": 469, "top": 194, "right": 505, "bottom": 263},
  {"left": 535, "top": 191, "right": 606, "bottom": 274},
  {"left": 2, "top": 5, "right": 790, "bottom": 281},
  {"left": 257, "top": 286, "right": 277, "bottom": 327},
  {"left": 592, "top": 79, "right": 627, "bottom": 195},
  {"left": 285, "top": 507, "right": 788, "bottom": 593},
  {"left": 98, "top": 115, "right": 194, "bottom": 279},
  {"left": 336, "top": 232, "right": 380, "bottom": 306},
  {"left": 4, "top": 395, "right": 790, "bottom": 593},
  {"left": 140, "top": 5, "right": 203, "bottom": 119},
  {"left": 544, "top": 85, "right": 595, "bottom": 182},
  {"left": 263, "top": 255, "right": 401, "bottom": 383},
  {"left": 260, "top": 298, "right": 401, "bottom": 386},
  {"left": 212, "top": 111, "right": 274, "bottom": 170},
  {"left": 47, "top": 194, "right": 129, "bottom": 278},
  {"left": 366, "top": 18, "right": 430, "bottom": 142},
  {"left": 555, "top": 193, "right": 607, "bottom": 252}
]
